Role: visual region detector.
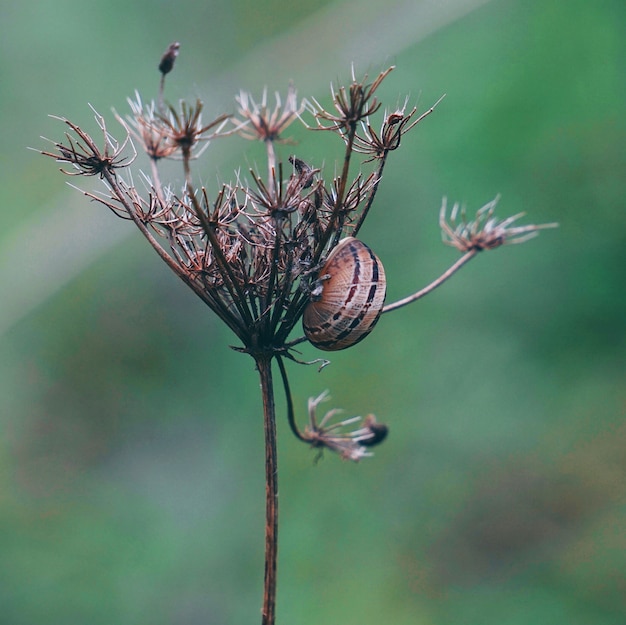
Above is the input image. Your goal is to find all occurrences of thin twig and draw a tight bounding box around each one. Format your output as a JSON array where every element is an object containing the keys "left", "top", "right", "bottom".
[
  {"left": 382, "top": 249, "right": 477, "bottom": 313},
  {"left": 352, "top": 153, "right": 387, "bottom": 236},
  {"left": 276, "top": 355, "right": 306, "bottom": 441}
]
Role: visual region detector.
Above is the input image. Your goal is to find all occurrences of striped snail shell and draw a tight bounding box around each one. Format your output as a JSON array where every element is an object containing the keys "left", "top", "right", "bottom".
[{"left": 303, "top": 237, "right": 386, "bottom": 351}]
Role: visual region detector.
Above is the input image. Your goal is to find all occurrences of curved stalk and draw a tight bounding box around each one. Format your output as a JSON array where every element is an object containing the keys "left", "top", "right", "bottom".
[
  {"left": 256, "top": 354, "right": 279, "bottom": 625},
  {"left": 383, "top": 249, "right": 477, "bottom": 313},
  {"left": 352, "top": 152, "right": 388, "bottom": 237},
  {"left": 276, "top": 355, "right": 306, "bottom": 442}
]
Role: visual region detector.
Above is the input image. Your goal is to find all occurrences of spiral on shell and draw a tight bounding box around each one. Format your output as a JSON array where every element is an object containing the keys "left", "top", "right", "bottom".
[{"left": 303, "top": 237, "right": 386, "bottom": 351}]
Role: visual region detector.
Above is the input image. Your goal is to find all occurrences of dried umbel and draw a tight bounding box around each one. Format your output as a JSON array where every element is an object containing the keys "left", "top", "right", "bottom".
[{"left": 38, "top": 45, "right": 556, "bottom": 625}]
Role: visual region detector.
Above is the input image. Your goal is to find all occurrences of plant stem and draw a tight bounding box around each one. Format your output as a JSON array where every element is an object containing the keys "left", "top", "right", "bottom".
[
  {"left": 256, "top": 354, "right": 278, "bottom": 625},
  {"left": 276, "top": 355, "right": 306, "bottom": 442},
  {"left": 382, "top": 249, "right": 478, "bottom": 313}
]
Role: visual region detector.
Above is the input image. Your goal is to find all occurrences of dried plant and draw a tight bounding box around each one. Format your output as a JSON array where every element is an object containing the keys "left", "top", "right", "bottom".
[{"left": 38, "top": 44, "right": 556, "bottom": 625}]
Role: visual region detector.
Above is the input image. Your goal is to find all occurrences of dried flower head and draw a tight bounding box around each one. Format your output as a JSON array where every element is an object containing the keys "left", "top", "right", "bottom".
[
  {"left": 354, "top": 94, "right": 446, "bottom": 161},
  {"left": 306, "top": 66, "right": 393, "bottom": 135},
  {"left": 122, "top": 94, "right": 178, "bottom": 161},
  {"left": 41, "top": 108, "right": 135, "bottom": 177},
  {"left": 158, "top": 99, "right": 230, "bottom": 160},
  {"left": 440, "top": 195, "right": 558, "bottom": 252},
  {"left": 234, "top": 85, "right": 302, "bottom": 143},
  {"left": 302, "top": 391, "right": 388, "bottom": 462}
]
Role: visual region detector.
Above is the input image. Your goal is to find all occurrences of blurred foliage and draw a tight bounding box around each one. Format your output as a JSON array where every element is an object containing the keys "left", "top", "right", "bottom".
[{"left": 1, "top": 0, "right": 625, "bottom": 624}]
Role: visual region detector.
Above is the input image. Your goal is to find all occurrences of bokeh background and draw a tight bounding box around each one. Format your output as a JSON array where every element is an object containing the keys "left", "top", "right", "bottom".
[{"left": 1, "top": 1, "right": 624, "bottom": 624}]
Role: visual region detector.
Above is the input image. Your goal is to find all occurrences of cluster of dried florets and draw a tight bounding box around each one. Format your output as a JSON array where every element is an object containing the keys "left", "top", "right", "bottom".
[
  {"left": 39, "top": 44, "right": 555, "bottom": 461},
  {"left": 302, "top": 391, "right": 389, "bottom": 462},
  {"left": 440, "top": 195, "right": 556, "bottom": 252}
]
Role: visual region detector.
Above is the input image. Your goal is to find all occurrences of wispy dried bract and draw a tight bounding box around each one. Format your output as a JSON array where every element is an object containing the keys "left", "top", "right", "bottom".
[
  {"left": 302, "top": 391, "right": 388, "bottom": 462},
  {"left": 440, "top": 196, "right": 558, "bottom": 252}
]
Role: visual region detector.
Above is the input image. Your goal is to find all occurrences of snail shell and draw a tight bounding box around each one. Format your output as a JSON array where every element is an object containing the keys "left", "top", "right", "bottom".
[{"left": 303, "top": 237, "right": 386, "bottom": 351}]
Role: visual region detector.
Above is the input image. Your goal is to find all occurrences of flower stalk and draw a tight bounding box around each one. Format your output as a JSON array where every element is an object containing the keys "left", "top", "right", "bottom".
[{"left": 257, "top": 354, "right": 279, "bottom": 625}]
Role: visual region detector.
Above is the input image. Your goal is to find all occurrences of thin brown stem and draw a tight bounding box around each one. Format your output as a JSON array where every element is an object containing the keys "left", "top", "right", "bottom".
[
  {"left": 264, "top": 221, "right": 283, "bottom": 337},
  {"left": 148, "top": 156, "right": 167, "bottom": 207},
  {"left": 352, "top": 152, "right": 388, "bottom": 237},
  {"left": 276, "top": 355, "right": 306, "bottom": 442},
  {"left": 382, "top": 249, "right": 478, "bottom": 313},
  {"left": 256, "top": 354, "right": 279, "bottom": 625},
  {"left": 266, "top": 139, "right": 277, "bottom": 196},
  {"left": 336, "top": 127, "right": 356, "bottom": 208},
  {"left": 158, "top": 74, "right": 166, "bottom": 115},
  {"left": 314, "top": 122, "right": 358, "bottom": 260}
]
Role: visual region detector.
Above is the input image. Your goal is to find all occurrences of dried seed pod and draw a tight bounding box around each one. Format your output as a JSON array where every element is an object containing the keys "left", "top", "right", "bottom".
[{"left": 303, "top": 237, "right": 386, "bottom": 351}]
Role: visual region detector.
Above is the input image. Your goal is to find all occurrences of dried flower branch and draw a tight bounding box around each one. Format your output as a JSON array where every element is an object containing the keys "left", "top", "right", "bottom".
[
  {"left": 39, "top": 44, "right": 556, "bottom": 625},
  {"left": 383, "top": 196, "right": 558, "bottom": 313}
]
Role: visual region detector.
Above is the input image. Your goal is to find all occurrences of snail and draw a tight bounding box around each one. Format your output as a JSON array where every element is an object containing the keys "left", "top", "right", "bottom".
[{"left": 303, "top": 237, "right": 386, "bottom": 351}]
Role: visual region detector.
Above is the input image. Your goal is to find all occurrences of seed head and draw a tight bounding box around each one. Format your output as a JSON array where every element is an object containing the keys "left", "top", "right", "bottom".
[
  {"left": 234, "top": 84, "right": 302, "bottom": 143},
  {"left": 40, "top": 108, "right": 135, "bottom": 178},
  {"left": 122, "top": 94, "right": 179, "bottom": 161},
  {"left": 440, "top": 196, "right": 558, "bottom": 252},
  {"left": 158, "top": 100, "right": 230, "bottom": 159},
  {"left": 158, "top": 42, "right": 180, "bottom": 76},
  {"left": 302, "top": 391, "right": 388, "bottom": 462},
  {"left": 353, "top": 94, "right": 445, "bottom": 161},
  {"left": 306, "top": 66, "right": 393, "bottom": 135}
]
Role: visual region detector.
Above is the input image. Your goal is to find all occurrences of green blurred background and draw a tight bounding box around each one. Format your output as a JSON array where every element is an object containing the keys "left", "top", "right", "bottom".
[{"left": 1, "top": 1, "right": 624, "bottom": 624}]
